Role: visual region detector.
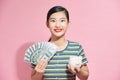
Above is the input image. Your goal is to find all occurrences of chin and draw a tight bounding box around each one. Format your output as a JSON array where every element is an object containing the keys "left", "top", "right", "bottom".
[
  {"left": 52, "top": 32, "right": 65, "bottom": 38},
  {"left": 55, "top": 34, "right": 65, "bottom": 38}
]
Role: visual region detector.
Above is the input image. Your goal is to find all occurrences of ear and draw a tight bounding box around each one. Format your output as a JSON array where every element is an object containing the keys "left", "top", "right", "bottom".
[
  {"left": 46, "top": 22, "right": 49, "bottom": 28},
  {"left": 67, "top": 21, "right": 71, "bottom": 28}
]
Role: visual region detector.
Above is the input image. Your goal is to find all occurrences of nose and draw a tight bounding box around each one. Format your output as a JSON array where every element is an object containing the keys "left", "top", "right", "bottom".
[{"left": 55, "top": 21, "right": 60, "bottom": 28}]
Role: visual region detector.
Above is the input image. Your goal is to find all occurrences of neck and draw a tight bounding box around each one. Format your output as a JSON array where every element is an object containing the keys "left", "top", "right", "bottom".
[
  {"left": 50, "top": 36, "right": 68, "bottom": 50},
  {"left": 50, "top": 36, "right": 66, "bottom": 45}
]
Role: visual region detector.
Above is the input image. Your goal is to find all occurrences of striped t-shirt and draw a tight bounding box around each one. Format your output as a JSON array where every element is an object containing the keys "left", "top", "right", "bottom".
[{"left": 43, "top": 41, "right": 88, "bottom": 80}]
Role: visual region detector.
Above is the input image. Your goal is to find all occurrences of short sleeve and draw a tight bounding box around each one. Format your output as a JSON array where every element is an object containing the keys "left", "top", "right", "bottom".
[{"left": 78, "top": 44, "right": 88, "bottom": 64}]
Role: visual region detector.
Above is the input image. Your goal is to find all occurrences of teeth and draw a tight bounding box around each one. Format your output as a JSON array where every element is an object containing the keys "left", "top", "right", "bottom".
[{"left": 55, "top": 29, "right": 62, "bottom": 32}]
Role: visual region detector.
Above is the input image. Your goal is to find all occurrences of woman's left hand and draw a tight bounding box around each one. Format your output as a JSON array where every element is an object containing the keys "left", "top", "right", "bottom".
[{"left": 67, "top": 64, "right": 81, "bottom": 74}]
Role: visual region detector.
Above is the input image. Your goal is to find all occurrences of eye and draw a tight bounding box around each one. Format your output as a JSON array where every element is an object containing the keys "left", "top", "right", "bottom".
[
  {"left": 50, "top": 19, "right": 55, "bottom": 22},
  {"left": 61, "top": 19, "right": 65, "bottom": 22}
]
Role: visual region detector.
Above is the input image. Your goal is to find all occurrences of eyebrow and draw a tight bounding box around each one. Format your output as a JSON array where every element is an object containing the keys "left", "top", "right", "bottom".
[
  {"left": 49, "top": 18, "right": 55, "bottom": 20},
  {"left": 49, "top": 17, "right": 67, "bottom": 20},
  {"left": 60, "top": 18, "right": 67, "bottom": 19}
]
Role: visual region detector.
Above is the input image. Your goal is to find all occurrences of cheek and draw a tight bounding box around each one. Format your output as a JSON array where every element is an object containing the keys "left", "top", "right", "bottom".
[
  {"left": 63, "top": 24, "right": 69, "bottom": 29},
  {"left": 47, "top": 22, "right": 53, "bottom": 27},
  {"left": 47, "top": 24, "right": 52, "bottom": 29},
  {"left": 48, "top": 23, "right": 55, "bottom": 28},
  {"left": 48, "top": 25, "right": 54, "bottom": 31},
  {"left": 63, "top": 22, "right": 69, "bottom": 27}
]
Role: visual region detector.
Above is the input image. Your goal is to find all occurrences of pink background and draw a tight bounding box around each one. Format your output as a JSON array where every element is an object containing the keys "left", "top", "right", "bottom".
[{"left": 0, "top": 0, "right": 120, "bottom": 80}]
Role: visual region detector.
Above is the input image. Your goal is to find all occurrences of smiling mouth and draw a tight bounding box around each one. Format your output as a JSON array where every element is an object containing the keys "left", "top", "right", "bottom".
[{"left": 54, "top": 29, "right": 62, "bottom": 32}]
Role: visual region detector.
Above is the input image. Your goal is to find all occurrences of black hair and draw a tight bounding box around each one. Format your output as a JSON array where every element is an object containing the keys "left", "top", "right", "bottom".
[{"left": 47, "top": 6, "right": 69, "bottom": 22}]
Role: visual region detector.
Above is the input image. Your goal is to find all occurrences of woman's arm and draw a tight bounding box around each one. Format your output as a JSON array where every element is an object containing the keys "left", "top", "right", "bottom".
[
  {"left": 31, "top": 59, "right": 48, "bottom": 80},
  {"left": 68, "top": 64, "right": 89, "bottom": 80}
]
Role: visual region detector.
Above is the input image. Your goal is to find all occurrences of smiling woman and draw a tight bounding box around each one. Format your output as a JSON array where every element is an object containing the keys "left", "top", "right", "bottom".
[
  {"left": 29, "top": 6, "right": 89, "bottom": 80},
  {"left": 1, "top": 0, "right": 120, "bottom": 80}
]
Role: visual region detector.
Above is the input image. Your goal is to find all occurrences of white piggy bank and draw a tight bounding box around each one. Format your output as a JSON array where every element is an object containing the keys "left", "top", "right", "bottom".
[{"left": 68, "top": 56, "right": 83, "bottom": 68}]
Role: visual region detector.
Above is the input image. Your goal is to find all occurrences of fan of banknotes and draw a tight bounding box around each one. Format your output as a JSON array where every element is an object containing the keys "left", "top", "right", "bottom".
[{"left": 24, "top": 42, "right": 59, "bottom": 65}]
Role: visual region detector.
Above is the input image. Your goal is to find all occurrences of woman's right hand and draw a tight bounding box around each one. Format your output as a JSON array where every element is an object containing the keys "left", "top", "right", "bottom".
[{"left": 35, "top": 59, "right": 48, "bottom": 73}]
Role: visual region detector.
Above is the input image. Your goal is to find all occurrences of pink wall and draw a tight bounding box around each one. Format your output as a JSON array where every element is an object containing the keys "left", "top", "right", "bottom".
[{"left": 0, "top": 0, "right": 120, "bottom": 80}]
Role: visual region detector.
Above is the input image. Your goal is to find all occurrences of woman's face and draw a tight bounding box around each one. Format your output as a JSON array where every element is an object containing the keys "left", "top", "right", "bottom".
[{"left": 47, "top": 11, "right": 69, "bottom": 38}]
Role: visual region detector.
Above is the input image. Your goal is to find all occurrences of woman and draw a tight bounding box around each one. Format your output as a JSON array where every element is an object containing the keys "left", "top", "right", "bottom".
[{"left": 31, "top": 6, "right": 89, "bottom": 80}]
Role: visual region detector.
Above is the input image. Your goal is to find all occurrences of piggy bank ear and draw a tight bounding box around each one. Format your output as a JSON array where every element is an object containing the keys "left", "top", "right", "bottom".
[{"left": 78, "top": 56, "right": 83, "bottom": 63}]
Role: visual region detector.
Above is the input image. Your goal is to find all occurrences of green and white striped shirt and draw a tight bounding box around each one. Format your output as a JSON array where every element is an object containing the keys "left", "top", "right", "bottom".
[{"left": 43, "top": 41, "right": 88, "bottom": 80}]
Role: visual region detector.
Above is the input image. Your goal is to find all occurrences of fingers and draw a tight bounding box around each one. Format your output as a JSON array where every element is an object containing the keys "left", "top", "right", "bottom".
[
  {"left": 35, "top": 59, "right": 48, "bottom": 73},
  {"left": 75, "top": 67, "right": 80, "bottom": 73},
  {"left": 67, "top": 64, "right": 76, "bottom": 74},
  {"left": 38, "top": 59, "right": 47, "bottom": 67}
]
